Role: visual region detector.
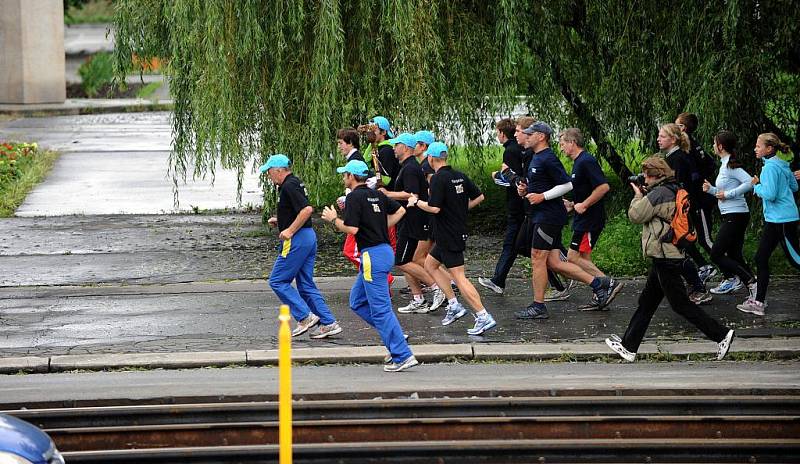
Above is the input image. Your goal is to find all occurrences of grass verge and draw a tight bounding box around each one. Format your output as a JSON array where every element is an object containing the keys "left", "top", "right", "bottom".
[{"left": 0, "top": 142, "right": 59, "bottom": 217}]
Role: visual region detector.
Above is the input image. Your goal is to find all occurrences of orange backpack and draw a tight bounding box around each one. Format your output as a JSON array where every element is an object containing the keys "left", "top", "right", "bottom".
[{"left": 660, "top": 185, "right": 697, "bottom": 249}]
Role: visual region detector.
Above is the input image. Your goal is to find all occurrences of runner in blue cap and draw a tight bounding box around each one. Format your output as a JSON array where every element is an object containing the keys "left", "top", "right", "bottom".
[
  {"left": 322, "top": 159, "right": 418, "bottom": 372},
  {"left": 260, "top": 154, "right": 341, "bottom": 339}
]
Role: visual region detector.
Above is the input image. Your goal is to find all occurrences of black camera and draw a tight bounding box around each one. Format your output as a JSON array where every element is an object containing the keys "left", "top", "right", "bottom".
[{"left": 627, "top": 173, "right": 646, "bottom": 187}]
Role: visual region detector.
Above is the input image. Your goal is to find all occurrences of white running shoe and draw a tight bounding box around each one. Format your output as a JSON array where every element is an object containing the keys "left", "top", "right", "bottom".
[
  {"left": 429, "top": 288, "right": 447, "bottom": 311},
  {"left": 398, "top": 299, "right": 429, "bottom": 314},
  {"left": 605, "top": 336, "right": 636, "bottom": 362},
  {"left": 291, "top": 313, "right": 320, "bottom": 337}
]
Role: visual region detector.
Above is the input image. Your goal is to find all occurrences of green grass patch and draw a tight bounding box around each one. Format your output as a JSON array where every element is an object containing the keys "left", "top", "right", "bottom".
[
  {"left": 0, "top": 142, "right": 59, "bottom": 217},
  {"left": 64, "top": 0, "right": 115, "bottom": 25},
  {"left": 136, "top": 81, "right": 162, "bottom": 99}
]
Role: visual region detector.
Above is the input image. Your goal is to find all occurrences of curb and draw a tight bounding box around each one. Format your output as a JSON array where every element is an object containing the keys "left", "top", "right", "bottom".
[
  {"left": 0, "top": 100, "right": 173, "bottom": 118},
  {"left": 1, "top": 338, "right": 797, "bottom": 374}
]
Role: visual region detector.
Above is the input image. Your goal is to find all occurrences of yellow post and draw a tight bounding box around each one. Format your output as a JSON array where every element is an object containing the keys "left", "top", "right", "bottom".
[{"left": 278, "top": 304, "right": 292, "bottom": 464}]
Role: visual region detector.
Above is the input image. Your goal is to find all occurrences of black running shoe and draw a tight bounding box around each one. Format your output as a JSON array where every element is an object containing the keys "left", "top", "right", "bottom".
[
  {"left": 594, "top": 277, "right": 624, "bottom": 309},
  {"left": 515, "top": 304, "right": 549, "bottom": 319}
]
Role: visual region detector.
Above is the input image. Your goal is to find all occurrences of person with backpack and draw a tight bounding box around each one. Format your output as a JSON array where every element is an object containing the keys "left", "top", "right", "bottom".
[
  {"left": 605, "top": 156, "right": 734, "bottom": 362},
  {"left": 737, "top": 133, "right": 800, "bottom": 316},
  {"left": 702, "top": 130, "right": 755, "bottom": 295},
  {"left": 676, "top": 113, "right": 718, "bottom": 283},
  {"left": 658, "top": 123, "right": 711, "bottom": 305}
]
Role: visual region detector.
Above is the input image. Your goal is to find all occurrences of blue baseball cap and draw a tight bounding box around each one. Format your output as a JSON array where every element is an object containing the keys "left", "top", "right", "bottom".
[
  {"left": 258, "top": 154, "right": 291, "bottom": 173},
  {"left": 370, "top": 116, "right": 394, "bottom": 138},
  {"left": 425, "top": 141, "right": 449, "bottom": 158},
  {"left": 414, "top": 130, "right": 435, "bottom": 146},
  {"left": 522, "top": 121, "right": 553, "bottom": 136},
  {"left": 336, "top": 159, "right": 371, "bottom": 176},
  {"left": 387, "top": 132, "right": 417, "bottom": 148}
]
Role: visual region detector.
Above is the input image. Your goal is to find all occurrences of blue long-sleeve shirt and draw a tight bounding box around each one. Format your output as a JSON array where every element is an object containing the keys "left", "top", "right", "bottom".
[
  {"left": 754, "top": 155, "right": 799, "bottom": 223},
  {"left": 706, "top": 155, "right": 753, "bottom": 215}
]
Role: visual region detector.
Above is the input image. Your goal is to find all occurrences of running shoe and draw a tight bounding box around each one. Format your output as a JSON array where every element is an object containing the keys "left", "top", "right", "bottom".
[
  {"left": 544, "top": 288, "right": 570, "bottom": 302},
  {"left": 291, "top": 313, "right": 320, "bottom": 337},
  {"left": 310, "top": 322, "right": 343, "bottom": 339},
  {"left": 689, "top": 290, "right": 713, "bottom": 305},
  {"left": 710, "top": 276, "right": 743, "bottom": 295},
  {"left": 398, "top": 299, "right": 430, "bottom": 314},
  {"left": 441, "top": 302, "right": 468, "bottom": 326},
  {"left": 605, "top": 335, "right": 636, "bottom": 362},
  {"left": 478, "top": 277, "right": 504, "bottom": 295},
  {"left": 515, "top": 303, "right": 549, "bottom": 319},
  {"left": 384, "top": 355, "right": 419, "bottom": 372},
  {"left": 429, "top": 288, "right": 447, "bottom": 311},
  {"left": 737, "top": 298, "right": 765, "bottom": 316},
  {"left": 698, "top": 264, "right": 719, "bottom": 284},
  {"left": 467, "top": 312, "right": 497, "bottom": 335},
  {"left": 717, "top": 329, "right": 735, "bottom": 360},
  {"left": 594, "top": 277, "right": 624, "bottom": 309}
]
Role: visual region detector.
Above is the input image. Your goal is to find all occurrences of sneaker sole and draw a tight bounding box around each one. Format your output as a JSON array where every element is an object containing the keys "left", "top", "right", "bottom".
[
  {"left": 717, "top": 331, "right": 735, "bottom": 360},
  {"left": 578, "top": 304, "right": 603, "bottom": 311},
  {"left": 384, "top": 359, "right": 419, "bottom": 372},
  {"left": 478, "top": 279, "right": 504, "bottom": 295},
  {"left": 467, "top": 320, "right": 497, "bottom": 336},
  {"left": 515, "top": 313, "right": 549, "bottom": 320},
  {"left": 736, "top": 305, "right": 764, "bottom": 316},
  {"left": 310, "top": 326, "right": 343, "bottom": 339},
  {"left": 605, "top": 338, "right": 635, "bottom": 362},
  {"left": 544, "top": 295, "right": 570, "bottom": 302},
  {"left": 428, "top": 299, "right": 446, "bottom": 311}
]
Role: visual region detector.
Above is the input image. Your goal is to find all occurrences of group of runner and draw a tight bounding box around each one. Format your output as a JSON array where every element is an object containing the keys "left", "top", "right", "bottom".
[{"left": 261, "top": 114, "right": 800, "bottom": 370}]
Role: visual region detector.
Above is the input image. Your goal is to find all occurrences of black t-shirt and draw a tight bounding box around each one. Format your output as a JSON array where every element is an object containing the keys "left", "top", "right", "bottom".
[
  {"left": 502, "top": 138, "right": 525, "bottom": 217},
  {"left": 344, "top": 184, "right": 402, "bottom": 250},
  {"left": 377, "top": 143, "right": 400, "bottom": 190},
  {"left": 394, "top": 156, "right": 430, "bottom": 240},
  {"left": 347, "top": 149, "right": 365, "bottom": 163},
  {"left": 526, "top": 147, "right": 572, "bottom": 226},
  {"left": 570, "top": 151, "right": 608, "bottom": 231},
  {"left": 277, "top": 174, "right": 312, "bottom": 231},
  {"left": 428, "top": 166, "right": 482, "bottom": 252}
]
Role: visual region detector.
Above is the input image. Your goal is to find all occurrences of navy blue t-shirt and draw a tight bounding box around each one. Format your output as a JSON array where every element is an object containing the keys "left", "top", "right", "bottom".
[
  {"left": 526, "top": 147, "right": 571, "bottom": 226},
  {"left": 570, "top": 151, "right": 608, "bottom": 231}
]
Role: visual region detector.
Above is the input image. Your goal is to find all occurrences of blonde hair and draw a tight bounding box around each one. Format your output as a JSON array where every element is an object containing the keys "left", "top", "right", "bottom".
[
  {"left": 758, "top": 132, "right": 790, "bottom": 154},
  {"left": 516, "top": 116, "right": 535, "bottom": 129},
  {"left": 642, "top": 156, "right": 674, "bottom": 179},
  {"left": 660, "top": 123, "right": 690, "bottom": 152}
]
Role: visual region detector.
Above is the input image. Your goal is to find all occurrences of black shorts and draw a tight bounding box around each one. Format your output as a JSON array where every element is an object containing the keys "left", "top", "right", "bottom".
[
  {"left": 429, "top": 244, "right": 465, "bottom": 268},
  {"left": 569, "top": 229, "right": 602, "bottom": 253},
  {"left": 531, "top": 223, "right": 563, "bottom": 251},
  {"left": 395, "top": 235, "right": 419, "bottom": 265}
]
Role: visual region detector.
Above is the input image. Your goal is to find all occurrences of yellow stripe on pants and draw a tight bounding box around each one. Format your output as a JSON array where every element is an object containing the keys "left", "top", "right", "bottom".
[
  {"left": 362, "top": 251, "right": 372, "bottom": 282},
  {"left": 281, "top": 238, "right": 291, "bottom": 258}
]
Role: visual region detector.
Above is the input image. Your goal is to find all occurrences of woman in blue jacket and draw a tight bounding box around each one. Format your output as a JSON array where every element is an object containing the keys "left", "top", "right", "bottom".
[
  {"left": 702, "top": 131, "right": 755, "bottom": 295},
  {"left": 738, "top": 133, "right": 800, "bottom": 315}
]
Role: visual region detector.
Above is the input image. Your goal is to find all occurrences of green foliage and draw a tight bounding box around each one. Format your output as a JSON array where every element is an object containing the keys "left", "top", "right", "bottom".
[
  {"left": 78, "top": 52, "right": 116, "bottom": 97},
  {"left": 64, "top": 0, "right": 115, "bottom": 25},
  {"left": 0, "top": 142, "right": 59, "bottom": 217},
  {"left": 112, "top": 0, "right": 800, "bottom": 207}
]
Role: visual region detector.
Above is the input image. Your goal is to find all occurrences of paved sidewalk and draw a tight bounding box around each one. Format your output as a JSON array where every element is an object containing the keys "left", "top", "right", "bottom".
[{"left": 1, "top": 362, "right": 798, "bottom": 407}]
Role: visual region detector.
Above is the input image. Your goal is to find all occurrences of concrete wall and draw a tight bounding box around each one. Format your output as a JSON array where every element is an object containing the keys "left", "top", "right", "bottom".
[{"left": 0, "top": 0, "right": 66, "bottom": 104}]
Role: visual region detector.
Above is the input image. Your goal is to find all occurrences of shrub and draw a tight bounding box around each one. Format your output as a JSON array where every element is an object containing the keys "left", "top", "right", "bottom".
[{"left": 78, "top": 52, "right": 115, "bottom": 97}]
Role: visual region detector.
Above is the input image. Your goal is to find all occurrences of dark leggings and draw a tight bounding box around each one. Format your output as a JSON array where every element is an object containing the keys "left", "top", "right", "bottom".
[
  {"left": 686, "top": 206, "right": 715, "bottom": 266},
  {"left": 755, "top": 221, "right": 800, "bottom": 302},
  {"left": 711, "top": 212, "right": 754, "bottom": 283}
]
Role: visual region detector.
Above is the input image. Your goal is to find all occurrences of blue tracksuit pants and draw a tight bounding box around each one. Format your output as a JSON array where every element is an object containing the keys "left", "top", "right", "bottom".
[
  {"left": 349, "top": 243, "right": 413, "bottom": 363},
  {"left": 269, "top": 227, "right": 336, "bottom": 325}
]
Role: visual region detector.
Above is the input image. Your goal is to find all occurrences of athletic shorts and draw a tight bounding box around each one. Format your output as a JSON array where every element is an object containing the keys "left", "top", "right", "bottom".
[
  {"left": 429, "top": 244, "right": 465, "bottom": 268},
  {"left": 569, "top": 229, "right": 602, "bottom": 254},
  {"left": 394, "top": 235, "right": 419, "bottom": 265},
  {"left": 531, "top": 223, "right": 563, "bottom": 251}
]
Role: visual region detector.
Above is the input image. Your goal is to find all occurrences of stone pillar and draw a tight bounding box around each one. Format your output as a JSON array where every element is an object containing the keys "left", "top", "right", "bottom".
[{"left": 0, "top": 0, "right": 66, "bottom": 104}]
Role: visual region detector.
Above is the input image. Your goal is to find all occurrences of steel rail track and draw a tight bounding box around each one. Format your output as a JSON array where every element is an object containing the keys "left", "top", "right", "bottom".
[
  {"left": 60, "top": 439, "right": 800, "bottom": 463},
  {"left": 7, "top": 395, "right": 799, "bottom": 428}
]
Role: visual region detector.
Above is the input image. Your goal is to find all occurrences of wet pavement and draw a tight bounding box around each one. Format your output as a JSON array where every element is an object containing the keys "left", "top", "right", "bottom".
[
  {"left": 1, "top": 215, "right": 799, "bottom": 358},
  {"left": 0, "top": 112, "right": 798, "bottom": 360},
  {"left": 0, "top": 113, "right": 262, "bottom": 214}
]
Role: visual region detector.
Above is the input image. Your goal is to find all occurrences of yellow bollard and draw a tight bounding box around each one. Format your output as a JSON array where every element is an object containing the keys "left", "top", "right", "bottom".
[{"left": 278, "top": 304, "right": 292, "bottom": 464}]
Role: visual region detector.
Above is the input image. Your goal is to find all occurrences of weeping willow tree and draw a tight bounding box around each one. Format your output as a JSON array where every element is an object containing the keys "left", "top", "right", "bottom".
[{"left": 113, "top": 0, "right": 800, "bottom": 205}]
